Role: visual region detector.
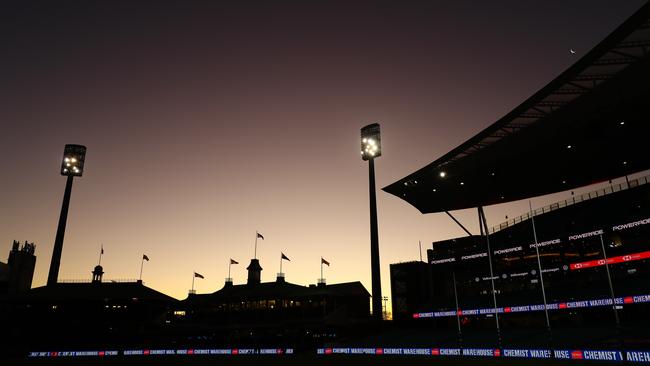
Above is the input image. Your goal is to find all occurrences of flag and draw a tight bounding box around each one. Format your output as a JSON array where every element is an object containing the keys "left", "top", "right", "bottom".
[
  {"left": 281, "top": 252, "right": 290, "bottom": 261},
  {"left": 321, "top": 258, "right": 330, "bottom": 266},
  {"left": 143, "top": 254, "right": 149, "bottom": 261},
  {"left": 257, "top": 232, "right": 264, "bottom": 240},
  {"left": 194, "top": 272, "right": 204, "bottom": 279},
  {"left": 230, "top": 259, "right": 238, "bottom": 264}
]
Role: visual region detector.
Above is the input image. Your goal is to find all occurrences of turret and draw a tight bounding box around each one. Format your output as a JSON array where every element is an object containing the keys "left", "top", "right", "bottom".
[{"left": 246, "top": 259, "right": 262, "bottom": 285}]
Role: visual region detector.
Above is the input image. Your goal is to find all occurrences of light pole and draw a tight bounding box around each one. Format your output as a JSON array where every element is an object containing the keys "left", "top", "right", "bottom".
[
  {"left": 361, "top": 123, "right": 382, "bottom": 320},
  {"left": 47, "top": 144, "right": 86, "bottom": 286}
]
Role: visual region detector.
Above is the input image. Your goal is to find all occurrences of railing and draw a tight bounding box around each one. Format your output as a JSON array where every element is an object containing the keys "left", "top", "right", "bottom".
[
  {"left": 58, "top": 278, "right": 141, "bottom": 283},
  {"left": 489, "top": 174, "right": 650, "bottom": 234}
]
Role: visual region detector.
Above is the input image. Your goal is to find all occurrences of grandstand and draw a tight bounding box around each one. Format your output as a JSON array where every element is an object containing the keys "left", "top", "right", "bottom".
[
  {"left": 385, "top": 1, "right": 650, "bottom": 349},
  {"left": 424, "top": 177, "right": 649, "bottom": 319}
]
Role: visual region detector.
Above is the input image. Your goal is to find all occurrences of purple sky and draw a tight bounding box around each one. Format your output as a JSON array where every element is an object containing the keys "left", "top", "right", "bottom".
[{"left": 1, "top": 0, "right": 646, "bottom": 312}]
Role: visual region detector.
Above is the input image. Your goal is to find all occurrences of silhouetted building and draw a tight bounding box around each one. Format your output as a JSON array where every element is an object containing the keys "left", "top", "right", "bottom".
[
  {"left": 418, "top": 181, "right": 650, "bottom": 327},
  {"left": 0, "top": 262, "right": 7, "bottom": 294},
  {"left": 390, "top": 261, "right": 434, "bottom": 321},
  {"left": 1, "top": 240, "right": 36, "bottom": 295},
  {"left": 178, "top": 258, "right": 370, "bottom": 329},
  {"left": 387, "top": 151, "right": 650, "bottom": 329},
  {"left": 383, "top": 1, "right": 650, "bottom": 339},
  {"left": 15, "top": 280, "right": 177, "bottom": 323},
  {"left": 92, "top": 264, "right": 104, "bottom": 283},
  {"left": 3, "top": 262, "right": 178, "bottom": 352}
]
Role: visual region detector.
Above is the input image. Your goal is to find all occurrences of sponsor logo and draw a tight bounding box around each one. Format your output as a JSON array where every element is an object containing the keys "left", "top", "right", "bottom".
[
  {"left": 612, "top": 218, "right": 650, "bottom": 231},
  {"left": 571, "top": 350, "right": 583, "bottom": 359}
]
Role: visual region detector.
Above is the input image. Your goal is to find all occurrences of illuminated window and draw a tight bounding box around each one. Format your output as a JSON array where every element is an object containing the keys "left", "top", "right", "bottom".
[{"left": 173, "top": 310, "right": 186, "bottom": 317}]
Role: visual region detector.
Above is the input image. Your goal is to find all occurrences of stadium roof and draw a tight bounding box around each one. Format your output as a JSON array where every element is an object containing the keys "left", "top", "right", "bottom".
[
  {"left": 383, "top": 2, "right": 650, "bottom": 214},
  {"left": 16, "top": 281, "right": 178, "bottom": 303}
]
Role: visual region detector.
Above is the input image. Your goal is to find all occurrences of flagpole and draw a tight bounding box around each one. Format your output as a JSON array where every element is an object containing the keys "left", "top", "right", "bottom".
[
  {"left": 192, "top": 272, "right": 195, "bottom": 292},
  {"left": 320, "top": 257, "right": 323, "bottom": 280},
  {"left": 139, "top": 256, "right": 144, "bottom": 281},
  {"left": 254, "top": 232, "right": 258, "bottom": 259},
  {"left": 228, "top": 260, "right": 232, "bottom": 279},
  {"left": 280, "top": 253, "right": 283, "bottom": 274},
  {"left": 98, "top": 244, "right": 103, "bottom": 266}
]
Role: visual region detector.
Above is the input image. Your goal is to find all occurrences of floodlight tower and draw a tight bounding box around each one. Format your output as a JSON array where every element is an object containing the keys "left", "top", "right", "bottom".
[
  {"left": 361, "top": 123, "right": 382, "bottom": 320},
  {"left": 47, "top": 144, "right": 86, "bottom": 286}
]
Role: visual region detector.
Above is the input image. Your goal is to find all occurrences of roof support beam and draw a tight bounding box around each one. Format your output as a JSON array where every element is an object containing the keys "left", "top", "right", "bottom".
[
  {"left": 536, "top": 101, "right": 568, "bottom": 107},
  {"left": 607, "top": 49, "right": 642, "bottom": 61},
  {"left": 592, "top": 57, "right": 635, "bottom": 65},
  {"left": 550, "top": 89, "right": 586, "bottom": 95},
  {"left": 566, "top": 81, "right": 591, "bottom": 90},
  {"left": 519, "top": 113, "right": 546, "bottom": 119},
  {"left": 530, "top": 107, "right": 549, "bottom": 115},
  {"left": 615, "top": 40, "right": 650, "bottom": 48},
  {"left": 445, "top": 211, "right": 473, "bottom": 237}
]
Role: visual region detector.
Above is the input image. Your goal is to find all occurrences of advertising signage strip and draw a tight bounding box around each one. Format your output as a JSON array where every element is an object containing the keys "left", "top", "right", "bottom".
[
  {"left": 414, "top": 294, "right": 650, "bottom": 319},
  {"left": 431, "top": 219, "right": 649, "bottom": 266},
  {"left": 430, "top": 257, "right": 455, "bottom": 264},
  {"left": 118, "top": 348, "right": 294, "bottom": 356},
  {"left": 570, "top": 250, "right": 650, "bottom": 270},
  {"left": 627, "top": 351, "right": 650, "bottom": 363},
  {"left": 529, "top": 238, "right": 561, "bottom": 249},
  {"left": 432, "top": 248, "right": 646, "bottom": 281},
  {"left": 568, "top": 229, "right": 605, "bottom": 241},
  {"left": 438, "top": 244, "right": 645, "bottom": 278},
  {"left": 25, "top": 348, "right": 650, "bottom": 362},
  {"left": 493, "top": 246, "right": 522, "bottom": 255},
  {"left": 460, "top": 252, "right": 487, "bottom": 260},
  {"left": 315, "top": 348, "right": 650, "bottom": 363},
  {"left": 27, "top": 351, "right": 119, "bottom": 357},
  {"left": 553, "top": 350, "right": 624, "bottom": 361},
  {"left": 612, "top": 218, "right": 650, "bottom": 232}
]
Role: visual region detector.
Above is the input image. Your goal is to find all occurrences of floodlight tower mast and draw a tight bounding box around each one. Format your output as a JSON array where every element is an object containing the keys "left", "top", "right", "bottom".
[
  {"left": 361, "top": 123, "right": 383, "bottom": 320},
  {"left": 47, "top": 144, "right": 87, "bottom": 286}
]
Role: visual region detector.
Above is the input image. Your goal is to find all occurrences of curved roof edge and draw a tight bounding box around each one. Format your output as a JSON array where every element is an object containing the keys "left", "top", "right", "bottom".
[{"left": 383, "top": 2, "right": 650, "bottom": 214}]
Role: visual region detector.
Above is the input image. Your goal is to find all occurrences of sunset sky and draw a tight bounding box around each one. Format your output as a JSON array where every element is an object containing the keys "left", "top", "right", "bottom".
[{"left": 1, "top": 1, "right": 646, "bottom": 312}]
